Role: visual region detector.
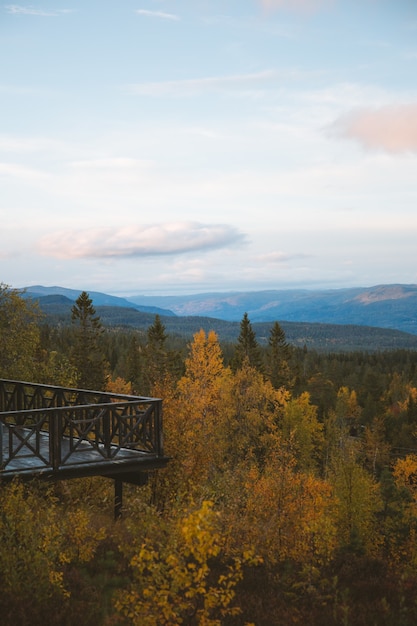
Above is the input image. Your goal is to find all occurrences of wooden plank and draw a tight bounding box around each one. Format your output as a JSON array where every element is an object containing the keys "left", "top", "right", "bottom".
[{"left": 0, "top": 425, "right": 168, "bottom": 481}]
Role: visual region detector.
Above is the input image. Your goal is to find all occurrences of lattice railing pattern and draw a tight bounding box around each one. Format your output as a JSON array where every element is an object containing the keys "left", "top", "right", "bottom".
[{"left": 0, "top": 379, "right": 163, "bottom": 473}]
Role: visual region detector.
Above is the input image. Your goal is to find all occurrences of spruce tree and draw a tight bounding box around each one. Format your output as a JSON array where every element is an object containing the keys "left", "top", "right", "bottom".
[
  {"left": 267, "top": 321, "right": 293, "bottom": 389},
  {"left": 232, "top": 312, "right": 263, "bottom": 372},
  {"left": 70, "top": 291, "right": 107, "bottom": 390},
  {"left": 143, "top": 315, "right": 169, "bottom": 393},
  {"left": 125, "top": 334, "right": 143, "bottom": 394}
]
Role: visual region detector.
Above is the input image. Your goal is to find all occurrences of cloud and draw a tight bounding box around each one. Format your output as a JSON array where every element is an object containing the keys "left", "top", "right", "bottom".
[
  {"left": 0, "top": 135, "right": 63, "bottom": 153},
  {"left": 257, "top": 251, "right": 310, "bottom": 263},
  {"left": 258, "top": 0, "right": 333, "bottom": 12},
  {"left": 135, "top": 9, "right": 179, "bottom": 21},
  {"left": 0, "top": 161, "right": 50, "bottom": 181},
  {"left": 37, "top": 222, "right": 246, "bottom": 259},
  {"left": 5, "top": 5, "right": 72, "bottom": 16},
  {"left": 331, "top": 103, "right": 417, "bottom": 153},
  {"left": 70, "top": 157, "right": 153, "bottom": 170},
  {"left": 257, "top": 251, "right": 291, "bottom": 263},
  {"left": 126, "top": 70, "right": 276, "bottom": 97}
]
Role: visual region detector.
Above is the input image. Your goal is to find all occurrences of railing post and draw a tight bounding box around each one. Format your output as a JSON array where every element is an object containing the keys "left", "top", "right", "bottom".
[
  {"left": 16, "top": 383, "right": 25, "bottom": 425},
  {"left": 104, "top": 406, "right": 111, "bottom": 457},
  {"left": 114, "top": 479, "right": 123, "bottom": 520},
  {"left": 0, "top": 380, "right": 4, "bottom": 413},
  {"left": 156, "top": 400, "right": 163, "bottom": 456},
  {"left": 0, "top": 417, "right": 3, "bottom": 467},
  {"left": 50, "top": 409, "right": 61, "bottom": 470}
]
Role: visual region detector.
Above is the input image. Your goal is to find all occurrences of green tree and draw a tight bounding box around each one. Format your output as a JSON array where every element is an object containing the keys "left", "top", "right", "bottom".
[
  {"left": 144, "top": 314, "right": 169, "bottom": 393},
  {"left": 232, "top": 312, "right": 262, "bottom": 372},
  {"left": 0, "top": 284, "right": 42, "bottom": 380},
  {"left": 266, "top": 321, "right": 293, "bottom": 389},
  {"left": 70, "top": 291, "right": 107, "bottom": 389},
  {"left": 124, "top": 333, "right": 143, "bottom": 393}
]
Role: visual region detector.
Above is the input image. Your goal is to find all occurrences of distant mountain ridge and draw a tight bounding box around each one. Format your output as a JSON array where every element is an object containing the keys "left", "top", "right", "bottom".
[
  {"left": 23, "top": 283, "right": 417, "bottom": 335},
  {"left": 126, "top": 284, "right": 417, "bottom": 335},
  {"left": 21, "top": 284, "right": 417, "bottom": 352},
  {"left": 22, "top": 285, "right": 175, "bottom": 317}
]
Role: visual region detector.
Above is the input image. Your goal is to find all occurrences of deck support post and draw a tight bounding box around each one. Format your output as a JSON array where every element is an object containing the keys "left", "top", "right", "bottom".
[{"left": 114, "top": 478, "right": 123, "bottom": 520}]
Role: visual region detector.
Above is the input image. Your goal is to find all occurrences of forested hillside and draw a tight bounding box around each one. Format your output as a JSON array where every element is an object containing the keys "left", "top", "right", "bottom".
[
  {"left": 126, "top": 283, "right": 417, "bottom": 334},
  {"left": 3, "top": 284, "right": 417, "bottom": 625},
  {"left": 24, "top": 291, "right": 417, "bottom": 352},
  {"left": 24, "top": 283, "right": 417, "bottom": 339}
]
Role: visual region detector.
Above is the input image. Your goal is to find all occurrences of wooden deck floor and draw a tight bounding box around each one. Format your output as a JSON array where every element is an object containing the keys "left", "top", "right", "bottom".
[{"left": 0, "top": 425, "right": 168, "bottom": 482}]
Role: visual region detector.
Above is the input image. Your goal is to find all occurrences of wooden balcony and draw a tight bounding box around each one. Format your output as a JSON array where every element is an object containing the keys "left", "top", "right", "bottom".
[{"left": 0, "top": 379, "right": 169, "bottom": 487}]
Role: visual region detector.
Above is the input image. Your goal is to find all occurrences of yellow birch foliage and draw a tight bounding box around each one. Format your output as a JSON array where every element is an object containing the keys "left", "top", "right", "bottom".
[
  {"left": 0, "top": 481, "right": 69, "bottom": 603},
  {"left": 222, "top": 359, "right": 288, "bottom": 468},
  {"left": 0, "top": 480, "right": 107, "bottom": 617},
  {"left": 335, "top": 386, "right": 362, "bottom": 430},
  {"left": 329, "top": 444, "right": 383, "bottom": 555},
  {"left": 281, "top": 392, "right": 324, "bottom": 471},
  {"left": 170, "top": 330, "right": 232, "bottom": 491},
  {"left": 177, "top": 329, "right": 229, "bottom": 422},
  {"left": 235, "top": 452, "right": 337, "bottom": 567},
  {"left": 391, "top": 455, "right": 417, "bottom": 567},
  {"left": 105, "top": 376, "right": 133, "bottom": 395},
  {"left": 114, "top": 500, "right": 258, "bottom": 625},
  {"left": 60, "top": 508, "right": 107, "bottom": 564},
  {"left": 393, "top": 454, "right": 417, "bottom": 495}
]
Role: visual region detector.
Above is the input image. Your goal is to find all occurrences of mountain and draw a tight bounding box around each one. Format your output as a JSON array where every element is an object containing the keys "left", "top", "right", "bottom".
[
  {"left": 20, "top": 283, "right": 417, "bottom": 352},
  {"left": 22, "top": 285, "right": 175, "bottom": 317},
  {"left": 127, "top": 284, "right": 417, "bottom": 335}
]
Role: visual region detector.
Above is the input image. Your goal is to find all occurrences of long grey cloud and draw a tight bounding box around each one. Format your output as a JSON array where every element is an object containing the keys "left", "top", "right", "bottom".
[
  {"left": 126, "top": 70, "right": 277, "bottom": 97},
  {"left": 259, "top": 0, "right": 333, "bottom": 12},
  {"left": 5, "top": 5, "right": 72, "bottom": 16},
  {"left": 38, "top": 222, "right": 246, "bottom": 259},
  {"left": 135, "top": 9, "right": 180, "bottom": 21}
]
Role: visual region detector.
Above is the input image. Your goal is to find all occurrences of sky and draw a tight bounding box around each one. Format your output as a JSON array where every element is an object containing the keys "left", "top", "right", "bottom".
[{"left": 1, "top": 0, "right": 417, "bottom": 296}]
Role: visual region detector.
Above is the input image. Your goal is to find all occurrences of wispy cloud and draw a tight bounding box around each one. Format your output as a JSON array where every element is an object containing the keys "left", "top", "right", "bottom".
[
  {"left": 126, "top": 70, "right": 277, "bottom": 97},
  {"left": 331, "top": 103, "right": 417, "bottom": 153},
  {"left": 5, "top": 5, "right": 72, "bottom": 16},
  {"left": 135, "top": 9, "right": 179, "bottom": 21},
  {"left": 257, "top": 251, "right": 291, "bottom": 263},
  {"left": 259, "top": 0, "right": 334, "bottom": 12},
  {"left": 0, "top": 135, "right": 63, "bottom": 153},
  {"left": 70, "top": 157, "right": 154, "bottom": 170},
  {"left": 0, "top": 161, "right": 50, "bottom": 181},
  {"left": 38, "top": 222, "right": 246, "bottom": 259},
  {"left": 257, "top": 251, "right": 310, "bottom": 263}
]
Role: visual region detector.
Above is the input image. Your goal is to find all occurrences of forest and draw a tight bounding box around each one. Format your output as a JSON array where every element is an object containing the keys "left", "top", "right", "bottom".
[{"left": 2, "top": 283, "right": 417, "bottom": 625}]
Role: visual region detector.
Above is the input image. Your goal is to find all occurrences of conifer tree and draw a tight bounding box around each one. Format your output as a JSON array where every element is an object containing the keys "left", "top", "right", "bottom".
[
  {"left": 143, "top": 314, "right": 169, "bottom": 394},
  {"left": 232, "top": 312, "right": 262, "bottom": 372},
  {"left": 70, "top": 291, "right": 106, "bottom": 389},
  {"left": 125, "top": 334, "right": 143, "bottom": 393},
  {"left": 267, "top": 321, "right": 293, "bottom": 389}
]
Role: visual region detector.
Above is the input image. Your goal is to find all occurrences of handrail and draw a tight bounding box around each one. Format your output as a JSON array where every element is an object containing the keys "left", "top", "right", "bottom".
[{"left": 0, "top": 379, "right": 164, "bottom": 474}]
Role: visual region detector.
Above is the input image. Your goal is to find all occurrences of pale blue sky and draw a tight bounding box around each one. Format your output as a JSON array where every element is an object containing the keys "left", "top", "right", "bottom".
[{"left": 1, "top": 0, "right": 417, "bottom": 295}]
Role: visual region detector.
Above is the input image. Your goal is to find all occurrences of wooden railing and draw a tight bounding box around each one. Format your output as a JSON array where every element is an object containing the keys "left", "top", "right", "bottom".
[{"left": 0, "top": 379, "right": 163, "bottom": 474}]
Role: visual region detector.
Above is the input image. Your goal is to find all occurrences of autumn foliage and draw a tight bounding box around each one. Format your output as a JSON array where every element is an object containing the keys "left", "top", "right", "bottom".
[{"left": 3, "top": 290, "right": 417, "bottom": 624}]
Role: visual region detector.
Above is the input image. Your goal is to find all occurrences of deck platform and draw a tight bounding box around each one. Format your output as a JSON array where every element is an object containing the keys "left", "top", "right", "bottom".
[{"left": 0, "top": 379, "right": 169, "bottom": 512}]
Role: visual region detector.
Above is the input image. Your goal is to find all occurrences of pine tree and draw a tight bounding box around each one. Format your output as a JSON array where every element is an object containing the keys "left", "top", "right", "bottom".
[
  {"left": 143, "top": 314, "right": 170, "bottom": 394},
  {"left": 125, "top": 334, "right": 143, "bottom": 394},
  {"left": 70, "top": 291, "right": 107, "bottom": 389},
  {"left": 267, "top": 321, "right": 293, "bottom": 389},
  {"left": 232, "top": 312, "right": 262, "bottom": 372}
]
